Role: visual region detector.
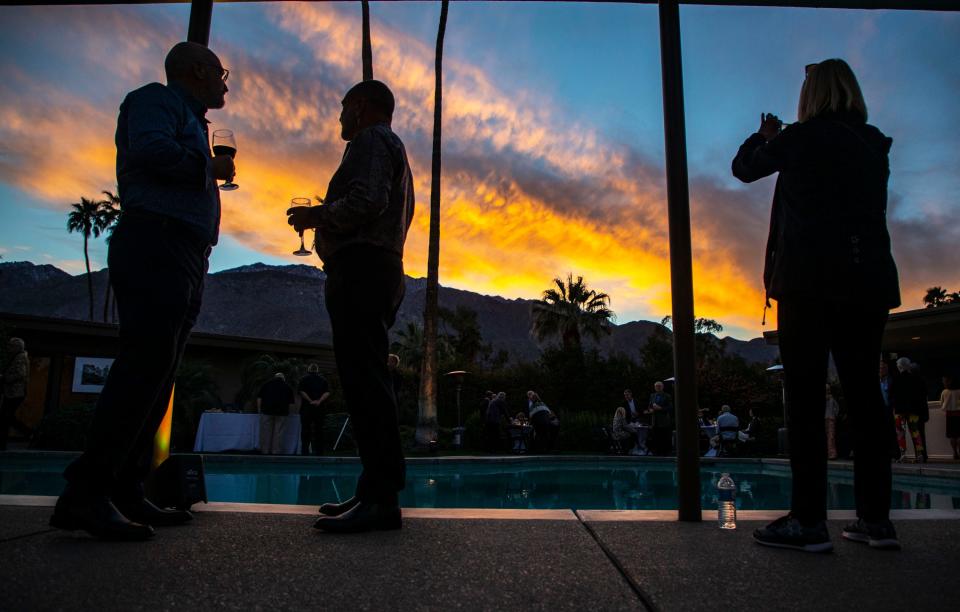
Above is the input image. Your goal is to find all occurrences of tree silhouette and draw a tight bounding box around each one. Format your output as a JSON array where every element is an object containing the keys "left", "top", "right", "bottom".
[
  {"left": 66, "top": 197, "right": 110, "bottom": 320},
  {"left": 416, "top": 0, "right": 449, "bottom": 448},
  {"left": 98, "top": 191, "right": 122, "bottom": 322},
  {"left": 531, "top": 274, "right": 614, "bottom": 351},
  {"left": 923, "top": 286, "right": 958, "bottom": 308}
]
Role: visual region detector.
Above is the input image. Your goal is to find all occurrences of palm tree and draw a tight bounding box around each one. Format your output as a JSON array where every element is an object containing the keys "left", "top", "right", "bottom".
[
  {"left": 392, "top": 321, "right": 425, "bottom": 372},
  {"left": 924, "top": 286, "right": 948, "bottom": 308},
  {"left": 361, "top": 0, "right": 373, "bottom": 80},
  {"left": 67, "top": 197, "right": 109, "bottom": 320},
  {"left": 98, "top": 191, "right": 122, "bottom": 323},
  {"left": 415, "top": 0, "right": 449, "bottom": 448},
  {"left": 531, "top": 274, "right": 614, "bottom": 351}
]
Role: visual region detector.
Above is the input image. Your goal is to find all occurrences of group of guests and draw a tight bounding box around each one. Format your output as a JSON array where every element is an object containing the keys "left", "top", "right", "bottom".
[
  {"left": 255, "top": 365, "right": 330, "bottom": 455},
  {"left": 879, "top": 357, "right": 960, "bottom": 462},
  {"left": 610, "top": 383, "right": 675, "bottom": 455},
  {"left": 481, "top": 390, "right": 560, "bottom": 453}
]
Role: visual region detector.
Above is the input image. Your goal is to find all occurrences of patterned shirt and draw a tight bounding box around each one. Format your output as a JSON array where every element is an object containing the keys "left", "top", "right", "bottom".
[
  {"left": 314, "top": 123, "right": 415, "bottom": 262},
  {"left": 3, "top": 351, "right": 29, "bottom": 398}
]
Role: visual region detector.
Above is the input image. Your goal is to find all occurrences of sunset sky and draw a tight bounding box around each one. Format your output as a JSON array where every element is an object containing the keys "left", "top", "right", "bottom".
[{"left": 0, "top": 2, "right": 957, "bottom": 339}]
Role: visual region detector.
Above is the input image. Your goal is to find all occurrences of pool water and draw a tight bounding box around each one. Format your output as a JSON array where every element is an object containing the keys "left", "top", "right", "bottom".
[{"left": 2, "top": 455, "right": 959, "bottom": 511}]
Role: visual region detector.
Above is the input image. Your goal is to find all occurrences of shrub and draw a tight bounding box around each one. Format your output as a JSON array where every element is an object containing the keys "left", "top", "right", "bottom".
[{"left": 34, "top": 401, "right": 97, "bottom": 450}]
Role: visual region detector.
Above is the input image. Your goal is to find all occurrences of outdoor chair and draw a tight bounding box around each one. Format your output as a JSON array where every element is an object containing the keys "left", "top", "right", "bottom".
[
  {"left": 601, "top": 427, "right": 629, "bottom": 455},
  {"left": 717, "top": 425, "right": 739, "bottom": 457}
]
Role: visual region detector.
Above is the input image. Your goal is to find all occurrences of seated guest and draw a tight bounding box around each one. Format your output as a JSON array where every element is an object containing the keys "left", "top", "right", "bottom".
[
  {"left": 529, "top": 392, "right": 559, "bottom": 452},
  {"left": 711, "top": 405, "right": 740, "bottom": 451},
  {"left": 697, "top": 408, "right": 714, "bottom": 427},
  {"left": 717, "top": 405, "right": 740, "bottom": 439},
  {"left": 510, "top": 412, "right": 530, "bottom": 452},
  {"left": 740, "top": 408, "right": 761, "bottom": 441},
  {"left": 611, "top": 406, "right": 636, "bottom": 452}
]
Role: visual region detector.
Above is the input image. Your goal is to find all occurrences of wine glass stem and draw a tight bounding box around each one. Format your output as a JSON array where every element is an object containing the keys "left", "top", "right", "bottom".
[{"left": 299, "top": 231, "right": 306, "bottom": 250}]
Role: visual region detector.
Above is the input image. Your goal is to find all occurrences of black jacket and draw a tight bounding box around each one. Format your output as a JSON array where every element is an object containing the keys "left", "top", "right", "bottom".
[{"left": 732, "top": 112, "right": 900, "bottom": 308}]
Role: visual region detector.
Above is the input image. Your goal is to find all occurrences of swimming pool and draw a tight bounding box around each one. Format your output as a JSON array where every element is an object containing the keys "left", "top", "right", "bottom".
[{"left": 2, "top": 454, "right": 959, "bottom": 511}]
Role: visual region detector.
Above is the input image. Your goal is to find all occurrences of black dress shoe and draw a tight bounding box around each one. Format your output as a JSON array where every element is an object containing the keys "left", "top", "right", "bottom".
[
  {"left": 50, "top": 488, "right": 154, "bottom": 541},
  {"left": 318, "top": 496, "right": 360, "bottom": 516},
  {"left": 114, "top": 496, "right": 193, "bottom": 527},
  {"left": 313, "top": 501, "right": 402, "bottom": 533}
]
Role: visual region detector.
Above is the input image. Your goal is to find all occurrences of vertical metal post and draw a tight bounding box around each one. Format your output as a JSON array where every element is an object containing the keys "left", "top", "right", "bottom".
[
  {"left": 658, "top": 0, "right": 701, "bottom": 522},
  {"left": 188, "top": 0, "right": 213, "bottom": 46}
]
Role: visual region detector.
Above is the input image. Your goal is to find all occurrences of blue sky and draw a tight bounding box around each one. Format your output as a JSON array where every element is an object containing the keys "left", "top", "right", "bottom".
[{"left": 0, "top": 2, "right": 958, "bottom": 339}]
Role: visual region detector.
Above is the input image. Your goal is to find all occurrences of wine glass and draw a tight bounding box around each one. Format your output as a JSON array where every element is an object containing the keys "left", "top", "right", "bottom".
[
  {"left": 212, "top": 129, "right": 239, "bottom": 191},
  {"left": 289, "top": 197, "right": 312, "bottom": 256}
]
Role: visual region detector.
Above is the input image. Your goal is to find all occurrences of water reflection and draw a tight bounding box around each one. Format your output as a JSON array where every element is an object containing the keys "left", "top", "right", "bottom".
[{"left": 2, "top": 457, "right": 960, "bottom": 510}]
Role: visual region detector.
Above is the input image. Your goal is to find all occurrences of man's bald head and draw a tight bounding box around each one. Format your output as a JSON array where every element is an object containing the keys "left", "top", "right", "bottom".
[
  {"left": 165, "top": 42, "right": 218, "bottom": 80},
  {"left": 164, "top": 42, "right": 228, "bottom": 109}
]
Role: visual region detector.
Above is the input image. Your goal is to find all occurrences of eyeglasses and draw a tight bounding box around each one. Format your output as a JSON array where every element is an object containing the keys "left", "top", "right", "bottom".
[{"left": 200, "top": 63, "right": 229, "bottom": 83}]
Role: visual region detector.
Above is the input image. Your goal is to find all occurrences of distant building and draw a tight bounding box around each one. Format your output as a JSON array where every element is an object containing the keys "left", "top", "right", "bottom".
[
  {"left": 1, "top": 312, "right": 336, "bottom": 431},
  {"left": 764, "top": 304, "right": 960, "bottom": 398}
]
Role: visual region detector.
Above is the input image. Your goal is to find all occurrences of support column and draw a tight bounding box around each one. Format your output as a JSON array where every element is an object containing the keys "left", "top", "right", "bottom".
[
  {"left": 188, "top": 0, "right": 213, "bottom": 46},
  {"left": 658, "top": 0, "right": 701, "bottom": 522}
]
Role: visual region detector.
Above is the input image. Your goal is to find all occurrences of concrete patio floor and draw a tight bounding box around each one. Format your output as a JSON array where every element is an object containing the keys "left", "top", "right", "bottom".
[{"left": 1, "top": 499, "right": 957, "bottom": 611}]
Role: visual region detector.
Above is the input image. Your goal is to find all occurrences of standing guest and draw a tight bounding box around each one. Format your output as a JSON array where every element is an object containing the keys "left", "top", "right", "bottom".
[
  {"left": 485, "top": 392, "right": 508, "bottom": 452},
  {"left": 479, "top": 390, "right": 494, "bottom": 423},
  {"left": 623, "top": 389, "right": 642, "bottom": 423},
  {"left": 825, "top": 385, "right": 840, "bottom": 460},
  {"left": 879, "top": 360, "right": 900, "bottom": 459},
  {"left": 387, "top": 354, "right": 402, "bottom": 408},
  {"left": 289, "top": 80, "right": 414, "bottom": 533},
  {"left": 646, "top": 381, "right": 674, "bottom": 455},
  {"left": 258, "top": 373, "right": 294, "bottom": 455},
  {"left": 528, "top": 392, "right": 559, "bottom": 452},
  {"left": 526, "top": 390, "right": 536, "bottom": 415},
  {"left": 892, "top": 358, "right": 926, "bottom": 463},
  {"left": 52, "top": 42, "right": 233, "bottom": 541},
  {"left": 940, "top": 375, "right": 960, "bottom": 460},
  {"left": 298, "top": 364, "right": 330, "bottom": 456},
  {"left": 910, "top": 361, "right": 930, "bottom": 460},
  {"left": 1, "top": 337, "right": 33, "bottom": 450},
  {"left": 733, "top": 59, "right": 901, "bottom": 551}
]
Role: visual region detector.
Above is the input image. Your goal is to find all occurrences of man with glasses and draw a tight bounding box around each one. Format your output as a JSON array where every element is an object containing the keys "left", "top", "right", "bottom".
[{"left": 51, "top": 42, "right": 234, "bottom": 541}]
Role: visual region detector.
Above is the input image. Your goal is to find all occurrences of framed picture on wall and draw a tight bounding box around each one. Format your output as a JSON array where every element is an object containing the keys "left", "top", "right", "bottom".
[{"left": 72, "top": 357, "right": 115, "bottom": 393}]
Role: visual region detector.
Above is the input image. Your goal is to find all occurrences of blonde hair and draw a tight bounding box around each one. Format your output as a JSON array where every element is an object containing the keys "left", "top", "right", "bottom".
[{"left": 797, "top": 59, "right": 867, "bottom": 123}]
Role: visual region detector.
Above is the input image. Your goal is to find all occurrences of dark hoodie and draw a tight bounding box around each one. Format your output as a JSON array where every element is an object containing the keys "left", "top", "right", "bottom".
[{"left": 732, "top": 111, "right": 900, "bottom": 309}]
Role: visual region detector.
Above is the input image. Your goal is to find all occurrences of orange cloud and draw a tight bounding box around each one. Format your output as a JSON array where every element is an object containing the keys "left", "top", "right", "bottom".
[{"left": 0, "top": 3, "right": 788, "bottom": 339}]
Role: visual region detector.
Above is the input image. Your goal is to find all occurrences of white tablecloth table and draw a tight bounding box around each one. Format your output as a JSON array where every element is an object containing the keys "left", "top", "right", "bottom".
[{"left": 193, "top": 412, "right": 301, "bottom": 454}]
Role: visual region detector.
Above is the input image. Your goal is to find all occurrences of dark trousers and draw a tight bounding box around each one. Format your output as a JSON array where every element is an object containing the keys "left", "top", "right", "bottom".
[
  {"left": 64, "top": 212, "right": 207, "bottom": 496},
  {"left": 531, "top": 412, "right": 558, "bottom": 452},
  {"left": 324, "top": 247, "right": 405, "bottom": 504},
  {"left": 778, "top": 298, "right": 892, "bottom": 524},
  {"left": 300, "top": 406, "right": 325, "bottom": 455},
  {"left": 0, "top": 395, "right": 29, "bottom": 450}
]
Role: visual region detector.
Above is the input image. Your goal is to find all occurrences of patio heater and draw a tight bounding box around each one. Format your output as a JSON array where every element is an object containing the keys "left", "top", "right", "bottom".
[
  {"left": 444, "top": 370, "right": 469, "bottom": 449},
  {"left": 766, "top": 364, "right": 788, "bottom": 455}
]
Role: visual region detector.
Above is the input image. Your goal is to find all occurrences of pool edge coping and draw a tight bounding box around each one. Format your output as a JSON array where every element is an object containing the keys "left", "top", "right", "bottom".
[{"left": 3, "top": 495, "right": 959, "bottom": 521}]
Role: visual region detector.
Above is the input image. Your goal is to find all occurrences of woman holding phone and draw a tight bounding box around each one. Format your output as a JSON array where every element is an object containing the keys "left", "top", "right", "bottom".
[{"left": 733, "top": 59, "right": 900, "bottom": 553}]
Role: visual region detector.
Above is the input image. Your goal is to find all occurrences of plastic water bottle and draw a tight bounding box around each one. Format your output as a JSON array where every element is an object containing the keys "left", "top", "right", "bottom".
[{"left": 717, "top": 473, "right": 737, "bottom": 529}]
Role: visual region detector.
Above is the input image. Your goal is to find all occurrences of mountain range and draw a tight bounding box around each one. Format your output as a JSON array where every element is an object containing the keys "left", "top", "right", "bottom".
[{"left": 0, "top": 261, "right": 778, "bottom": 365}]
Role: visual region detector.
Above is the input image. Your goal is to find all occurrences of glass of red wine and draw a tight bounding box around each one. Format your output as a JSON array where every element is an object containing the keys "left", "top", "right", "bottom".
[
  {"left": 212, "top": 129, "right": 239, "bottom": 191},
  {"left": 289, "top": 197, "right": 312, "bottom": 256}
]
